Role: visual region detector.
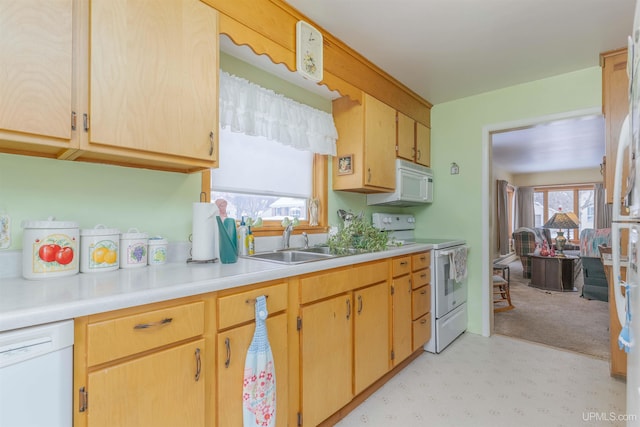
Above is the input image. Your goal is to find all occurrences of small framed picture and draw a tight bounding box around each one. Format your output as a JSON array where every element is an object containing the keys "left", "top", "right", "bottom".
[{"left": 338, "top": 154, "right": 353, "bottom": 175}]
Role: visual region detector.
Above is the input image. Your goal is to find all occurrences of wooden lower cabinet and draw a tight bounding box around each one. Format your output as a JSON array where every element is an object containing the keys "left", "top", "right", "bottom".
[
  {"left": 391, "top": 269, "right": 413, "bottom": 365},
  {"left": 354, "top": 282, "right": 390, "bottom": 394},
  {"left": 300, "top": 293, "right": 354, "bottom": 427},
  {"left": 74, "top": 297, "right": 209, "bottom": 427},
  {"left": 216, "top": 313, "right": 288, "bottom": 427},
  {"left": 88, "top": 339, "right": 205, "bottom": 427}
]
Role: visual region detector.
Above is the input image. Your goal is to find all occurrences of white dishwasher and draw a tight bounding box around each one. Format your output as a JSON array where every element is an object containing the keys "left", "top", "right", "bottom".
[{"left": 0, "top": 320, "right": 74, "bottom": 427}]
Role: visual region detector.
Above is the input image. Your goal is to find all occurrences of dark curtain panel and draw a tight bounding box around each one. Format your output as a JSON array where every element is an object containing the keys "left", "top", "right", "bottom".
[
  {"left": 515, "top": 186, "right": 534, "bottom": 229},
  {"left": 497, "top": 180, "right": 509, "bottom": 255},
  {"left": 594, "top": 183, "right": 612, "bottom": 229}
]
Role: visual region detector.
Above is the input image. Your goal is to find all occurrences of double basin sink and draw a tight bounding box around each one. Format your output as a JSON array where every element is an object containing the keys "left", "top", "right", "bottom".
[{"left": 245, "top": 246, "right": 338, "bottom": 265}]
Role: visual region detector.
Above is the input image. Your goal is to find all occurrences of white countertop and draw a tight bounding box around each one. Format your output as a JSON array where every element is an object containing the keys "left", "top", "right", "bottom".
[{"left": 0, "top": 244, "right": 432, "bottom": 332}]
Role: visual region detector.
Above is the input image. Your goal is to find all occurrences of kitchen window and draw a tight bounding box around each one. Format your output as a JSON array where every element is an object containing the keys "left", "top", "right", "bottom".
[{"left": 208, "top": 71, "right": 337, "bottom": 234}]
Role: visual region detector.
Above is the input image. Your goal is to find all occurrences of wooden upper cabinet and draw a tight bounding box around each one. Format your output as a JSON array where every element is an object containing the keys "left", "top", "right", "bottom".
[
  {"left": 0, "top": 0, "right": 77, "bottom": 158},
  {"left": 415, "top": 122, "right": 431, "bottom": 167},
  {"left": 79, "top": 0, "right": 219, "bottom": 172},
  {"left": 332, "top": 93, "right": 396, "bottom": 193},
  {"left": 602, "top": 48, "right": 629, "bottom": 205},
  {"left": 396, "top": 112, "right": 415, "bottom": 160},
  {"left": 396, "top": 111, "right": 431, "bottom": 167}
]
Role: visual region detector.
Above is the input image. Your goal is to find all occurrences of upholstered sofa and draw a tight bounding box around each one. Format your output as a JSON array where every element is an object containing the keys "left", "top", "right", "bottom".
[{"left": 579, "top": 228, "right": 611, "bottom": 302}]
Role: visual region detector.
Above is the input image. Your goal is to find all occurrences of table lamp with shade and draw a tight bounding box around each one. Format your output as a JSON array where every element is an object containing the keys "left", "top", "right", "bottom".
[{"left": 543, "top": 209, "right": 580, "bottom": 257}]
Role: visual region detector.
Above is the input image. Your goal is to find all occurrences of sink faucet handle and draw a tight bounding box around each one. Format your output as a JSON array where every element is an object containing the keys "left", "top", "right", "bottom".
[{"left": 302, "top": 232, "right": 309, "bottom": 248}]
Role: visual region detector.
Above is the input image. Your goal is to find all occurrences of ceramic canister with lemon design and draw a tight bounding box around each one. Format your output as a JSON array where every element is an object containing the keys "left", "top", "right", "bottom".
[{"left": 80, "top": 225, "right": 120, "bottom": 273}]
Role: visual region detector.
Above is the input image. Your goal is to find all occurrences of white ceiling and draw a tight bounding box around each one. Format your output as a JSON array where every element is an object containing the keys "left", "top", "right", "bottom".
[{"left": 225, "top": 0, "right": 636, "bottom": 174}]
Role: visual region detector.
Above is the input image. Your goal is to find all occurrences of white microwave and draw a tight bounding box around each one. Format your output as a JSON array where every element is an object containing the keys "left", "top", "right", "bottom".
[{"left": 366, "top": 159, "right": 433, "bottom": 206}]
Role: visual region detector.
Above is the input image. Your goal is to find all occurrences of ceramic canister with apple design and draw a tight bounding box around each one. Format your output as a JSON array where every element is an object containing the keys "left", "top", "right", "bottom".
[{"left": 21, "top": 217, "right": 79, "bottom": 279}]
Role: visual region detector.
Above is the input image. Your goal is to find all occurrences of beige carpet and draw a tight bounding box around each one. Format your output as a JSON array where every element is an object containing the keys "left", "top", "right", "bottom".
[{"left": 493, "top": 259, "right": 610, "bottom": 360}]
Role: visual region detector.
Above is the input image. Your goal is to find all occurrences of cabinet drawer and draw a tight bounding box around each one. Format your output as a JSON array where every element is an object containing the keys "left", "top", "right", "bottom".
[
  {"left": 412, "top": 313, "right": 431, "bottom": 351},
  {"left": 392, "top": 256, "right": 411, "bottom": 277},
  {"left": 218, "top": 282, "right": 288, "bottom": 330},
  {"left": 353, "top": 259, "right": 388, "bottom": 288},
  {"left": 88, "top": 301, "right": 205, "bottom": 366},
  {"left": 412, "top": 268, "right": 430, "bottom": 289},
  {"left": 300, "top": 268, "right": 354, "bottom": 304},
  {"left": 412, "top": 251, "right": 430, "bottom": 271},
  {"left": 412, "top": 285, "right": 430, "bottom": 319}
]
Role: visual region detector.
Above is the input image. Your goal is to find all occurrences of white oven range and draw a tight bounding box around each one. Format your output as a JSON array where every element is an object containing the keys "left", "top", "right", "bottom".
[{"left": 372, "top": 213, "right": 468, "bottom": 354}]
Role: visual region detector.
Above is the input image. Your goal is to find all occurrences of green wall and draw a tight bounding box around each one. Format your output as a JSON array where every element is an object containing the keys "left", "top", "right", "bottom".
[
  {"left": 0, "top": 154, "right": 200, "bottom": 249},
  {"left": 414, "top": 66, "right": 603, "bottom": 334}
]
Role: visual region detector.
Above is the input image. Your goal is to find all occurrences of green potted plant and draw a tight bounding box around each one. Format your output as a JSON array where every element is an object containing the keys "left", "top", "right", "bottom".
[{"left": 327, "top": 212, "right": 388, "bottom": 255}]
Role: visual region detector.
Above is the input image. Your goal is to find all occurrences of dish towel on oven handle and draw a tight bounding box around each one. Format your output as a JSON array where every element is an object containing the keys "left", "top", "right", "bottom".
[
  {"left": 243, "top": 295, "right": 276, "bottom": 427},
  {"left": 449, "top": 246, "right": 468, "bottom": 283}
]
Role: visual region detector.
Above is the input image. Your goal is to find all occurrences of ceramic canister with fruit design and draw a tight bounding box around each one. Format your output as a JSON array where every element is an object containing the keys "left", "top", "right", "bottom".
[
  {"left": 148, "top": 236, "right": 168, "bottom": 266},
  {"left": 21, "top": 217, "right": 79, "bottom": 280},
  {"left": 80, "top": 225, "right": 120, "bottom": 273},
  {"left": 119, "top": 228, "right": 148, "bottom": 269}
]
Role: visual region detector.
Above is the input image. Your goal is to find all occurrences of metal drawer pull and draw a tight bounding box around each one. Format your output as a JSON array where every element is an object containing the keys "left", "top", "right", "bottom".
[
  {"left": 421, "top": 273, "right": 427, "bottom": 278},
  {"left": 420, "top": 318, "right": 427, "bottom": 324},
  {"left": 133, "top": 317, "right": 173, "bottom": 329},
  {"left": 420, "top": 289, "right": 427, "bottom": 295},
  {"left": 245, "top": 295, "right": 268, "bottom": 304},
  {"left": 225, "top": 337, "right": 231, "bottom": 368},
  {"left": 346, "top": 299, "right": 351, "bottom": 320},
  {"left": 194, "top": 348, "right": 201, "bottom": 381},
  {"left": 400, "top": 261, "right": 408, "bottom": 266},
  {"left": 209, "top": 131, "right": 214, "bottom": 156},
  {"left": 357, "top": 295, "right": 363, "bottom": 314}
]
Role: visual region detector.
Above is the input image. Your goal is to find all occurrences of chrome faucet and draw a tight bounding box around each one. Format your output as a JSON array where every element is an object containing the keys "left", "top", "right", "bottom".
[
  {"left": 282, "top": 223, "right": 294, "bottom": 249},
  {"left": 302, "top": 232, "right": 309, "bottom": 249}
]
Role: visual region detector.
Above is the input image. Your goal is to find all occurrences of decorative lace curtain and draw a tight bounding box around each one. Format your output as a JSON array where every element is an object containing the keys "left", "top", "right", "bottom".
[{"left": 219, "top": 70, "right": 338, "bottom": 156}]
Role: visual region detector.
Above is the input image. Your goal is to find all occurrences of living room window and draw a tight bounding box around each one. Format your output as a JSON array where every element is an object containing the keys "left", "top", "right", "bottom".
[{"left": 533, "top": 184, "right": 595, "bottom": 242}]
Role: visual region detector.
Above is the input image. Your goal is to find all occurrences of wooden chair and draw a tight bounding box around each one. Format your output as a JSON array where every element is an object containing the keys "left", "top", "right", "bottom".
[{"left": 493, "top": 273, "right": 514, "bottom": 312}]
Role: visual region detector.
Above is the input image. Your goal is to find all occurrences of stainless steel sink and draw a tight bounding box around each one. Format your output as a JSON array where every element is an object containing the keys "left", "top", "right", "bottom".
[{"left": 246, "top": 248, "right": 335, "bottom": 265}]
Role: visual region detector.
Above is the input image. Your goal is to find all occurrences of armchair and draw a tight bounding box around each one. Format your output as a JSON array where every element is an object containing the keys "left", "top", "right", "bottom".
[
  {"left": 512, "top": 227, "right": 552, "bottom": 278},
  {"left": 579, "top": 228, "right": 611, "bottom": 302}
]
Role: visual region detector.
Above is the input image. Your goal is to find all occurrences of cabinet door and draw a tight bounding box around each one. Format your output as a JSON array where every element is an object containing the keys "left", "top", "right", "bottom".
[
  {"left": 216, "top": 314, "right": 288, "bottom": 427},
  {"left": 354, "top": 282, "right": 390, "bottom": 394},
  {"left": 87, "top": 339, "right": 205, "bottom": 427},
  {"left": 301, "top": 294, "right": 353, "bottom": 427},
  {"left": 396, "top": 111, "right": 415, "bottom": 160},
  {"left": 602, "top": 49, "right": 629, "bottom": 204},
  {"left": 89, "top": 0, "right": 218, "bottom": 164},
  {"left": 415, "top": 122, "right": 431, "bottom": 167},
  {"left": 391, "top": 275, "right": 413, "bottom": 366},
  {"left": 0, "top": 0, "right": 75, "bottom": 152},
  {"left": 364, "top": 95, "right": 396, "bottom": 189}
]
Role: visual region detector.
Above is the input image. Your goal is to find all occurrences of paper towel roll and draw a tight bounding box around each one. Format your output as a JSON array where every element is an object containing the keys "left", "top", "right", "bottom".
[{"left": 192, "top": 202, "right": 219, "bottom": 261}]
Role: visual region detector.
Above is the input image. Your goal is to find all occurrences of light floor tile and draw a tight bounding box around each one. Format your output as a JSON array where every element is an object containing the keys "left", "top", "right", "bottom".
[{"left": 335, "top": 333, "right": 626, "bottom": 427}]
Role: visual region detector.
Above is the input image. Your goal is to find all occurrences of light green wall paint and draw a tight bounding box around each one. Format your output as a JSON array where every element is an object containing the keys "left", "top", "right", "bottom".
[
  {"left": 0, "top": 153, "right": 200, "bottom": 249},
  {"left": 415, "top": 66, "right": 602, "bottom": 334},
  {"left": 220, "top": 52, "right": 332, "bottom": 113}
]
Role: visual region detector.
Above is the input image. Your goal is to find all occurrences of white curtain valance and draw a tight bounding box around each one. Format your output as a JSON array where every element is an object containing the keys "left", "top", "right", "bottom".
[{"left": 219, "top": 70, "right": 338, "bottom": 156}]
